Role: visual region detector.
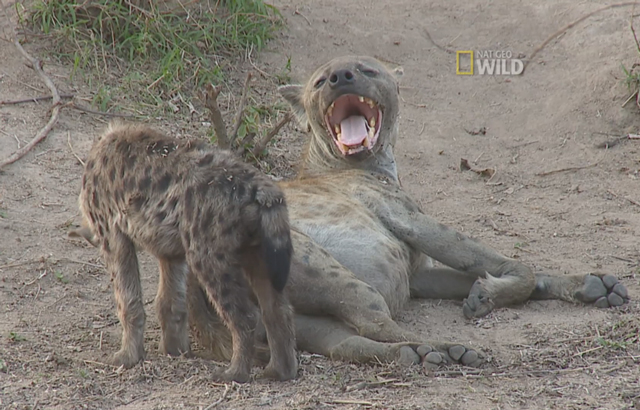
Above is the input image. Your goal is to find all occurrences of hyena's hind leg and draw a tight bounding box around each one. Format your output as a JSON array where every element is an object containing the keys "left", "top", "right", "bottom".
[
  {"left": 156, "top": 258, "right": 191, "bottom": 357},
  {"left": 186, "top": 249, "right": 259, "bottom": 383},
  {"left": 244, "top": 254, "right": 297, "bottom": 381},
  {"left": 100, "top": 227, "right": 146, "bottom": 368},
  {"left": 531, "top": 273, "right": 630, "bottom": 307}
]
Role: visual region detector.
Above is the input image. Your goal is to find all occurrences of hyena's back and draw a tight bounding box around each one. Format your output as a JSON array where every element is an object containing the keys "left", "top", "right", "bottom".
[
  {"left": 80, "top": 123, "right": 292, "bottom": 287},
  {"left": 78, "top": 123, "right": 297, "bottom": 382}
]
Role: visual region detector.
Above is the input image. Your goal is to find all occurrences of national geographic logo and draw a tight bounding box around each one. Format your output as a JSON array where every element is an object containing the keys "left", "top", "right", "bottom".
[{"left": 456, "top": 50, "right": 523, "bottom": 76}]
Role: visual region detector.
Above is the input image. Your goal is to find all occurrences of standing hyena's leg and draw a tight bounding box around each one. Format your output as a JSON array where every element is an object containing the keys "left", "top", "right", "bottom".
[
  {"left": 245, "top": 264, "right": 297, "bottom": 381},
  {"left": 156, "top": 258, "right": 191, "bottom": 357},
  {"left": 186, "top": 250, "right": 258, "bottom": 383},
  {"left": 101, "top": 228, "right": 146, "bottom": 368}
]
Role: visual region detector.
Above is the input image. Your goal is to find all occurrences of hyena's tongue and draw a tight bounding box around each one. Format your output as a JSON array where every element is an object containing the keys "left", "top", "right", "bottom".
[{"left": 339, "top": 115, "right": 368, "bottom": 146}]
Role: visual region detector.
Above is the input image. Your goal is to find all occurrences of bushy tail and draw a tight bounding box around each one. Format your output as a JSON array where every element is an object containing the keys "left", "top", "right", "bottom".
[{"left": 259, "top": 201, "right": 293, "bottom": 292}]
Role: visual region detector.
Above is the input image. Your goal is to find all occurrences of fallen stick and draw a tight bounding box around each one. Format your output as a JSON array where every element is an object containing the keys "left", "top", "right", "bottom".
[
  {"left": 0, "top": 93, "right": 74, "bottom": 105},
  {"left": 0, "top": 39, "right": 62, "bottom": 170},
  {"left": 607, "top": 189, "right": 640, "bottom": 208},
  {"left": 67, "top": 131, "right": 85, "bottom": 166},
  {"left": 203, "top": 384, "right": 230, "bottom": 410},
  {"left": 536, "top": 162, "right": 598, "bottom": 177},
  {"left": 324, "top": 399, "right": 373, "bottom": 406},
  {"left": 525, "top": 2, "right": 640, "bottom": 73},
  {"left": 0, "top": 259, "right": 42, "bottom": 270}
]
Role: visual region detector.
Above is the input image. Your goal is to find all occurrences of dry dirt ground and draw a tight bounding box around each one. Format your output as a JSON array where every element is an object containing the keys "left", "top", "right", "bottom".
[{"left": 2, "top": 1, "right": 640, "bottom": 409}]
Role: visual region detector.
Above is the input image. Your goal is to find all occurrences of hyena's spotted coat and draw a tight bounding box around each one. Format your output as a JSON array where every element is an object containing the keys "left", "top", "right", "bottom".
[{"left": 76, "top": 123, "right": 297, "bottom": 382}]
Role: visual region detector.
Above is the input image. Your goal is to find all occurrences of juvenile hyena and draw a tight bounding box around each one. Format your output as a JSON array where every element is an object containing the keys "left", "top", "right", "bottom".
[{"left": 76, "top": 123, "right": 297, "bottom": 382}]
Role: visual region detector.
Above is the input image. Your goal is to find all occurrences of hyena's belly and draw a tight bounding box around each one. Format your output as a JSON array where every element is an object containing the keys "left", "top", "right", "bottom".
[{"left": 290, "top": 210, "right": 413, "bottom": 312}]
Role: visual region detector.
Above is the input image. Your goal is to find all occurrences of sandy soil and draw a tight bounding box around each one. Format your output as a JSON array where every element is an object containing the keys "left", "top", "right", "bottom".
[{"left": 2, "top": 1, "right": 640, "bottom": 409}]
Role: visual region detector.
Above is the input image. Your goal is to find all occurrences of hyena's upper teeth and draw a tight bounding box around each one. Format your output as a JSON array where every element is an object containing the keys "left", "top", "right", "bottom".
[
  {"left": 334, "top": 124, "right": 341, "bottom": 134},
  {"left": 358, "top": 96, "right": 365, "bottom": 103},
  {"left": 369, "top": 117, "right": 376, "bottom": 127},
  {"left": 327, "top": 104, "right": 334, "bottom": 117}
]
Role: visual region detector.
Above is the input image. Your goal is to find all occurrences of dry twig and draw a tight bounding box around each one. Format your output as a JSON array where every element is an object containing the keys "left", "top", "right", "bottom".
[
  {"left": 234, "top": 132, "right": 257, "bottom": 155},
  {"left": 201, "top": 84, "right": 230, "bottom": 149},
  {"left": 251, "top": 112, "right": 292, "bottom": 157},
  {"left": 525, "top": 2, "right": 640, "bottom": 73},
  {"left": 607, "top": 189, "right": 640, "bottom": 208},
  {"left": 324, "top": 399, "right": 374, "bottom": 406},
  {"left": 294, "top": 8, "right": 311, "bottom": 26},
  {"left": 460, "top": 157, "right": 496, "bottom": 179},
  {"left": 0, "top": 93, "right": 74, "bottom": 105},
  {"left": 0, "top": 259, "right": 42, "bottom": 270},
  {"left": 67, "top": 131, "right": 85, "bottom": 166},
  {"left": 230, "top": 72, "right": 253, "bottom": 144},
  {"left": 536, "top": 162, "right": 598, "bottom": 177},
  {"left": 204, "top": 384, "right": 230, "bottom": 410},
  {"left": 423, "top": 27, "right": 456, "bottom": 54},
  {"left": 345, "top": 377, "right": 400, "bottom": 392},
  {"left": 1, "top": 39, "right": 62, "bottom": 170}
]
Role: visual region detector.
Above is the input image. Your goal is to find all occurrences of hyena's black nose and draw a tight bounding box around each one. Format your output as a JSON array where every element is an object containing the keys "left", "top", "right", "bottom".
[{"left": 329, "top": 69, "right": 355, "bottom": 89}]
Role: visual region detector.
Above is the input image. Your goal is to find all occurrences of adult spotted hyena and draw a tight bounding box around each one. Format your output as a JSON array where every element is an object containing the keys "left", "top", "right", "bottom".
[
  {"left": 75, "top": 123, "right": 297, "bottom": 382},
  {"left": 186, "top": 56, "right": 629, "bottom": 369}
]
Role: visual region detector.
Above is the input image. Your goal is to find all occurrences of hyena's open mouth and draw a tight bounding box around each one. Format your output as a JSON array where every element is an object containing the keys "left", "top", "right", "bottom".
[{"left": 325, "top": 94, "right": 381, "bottom": 155}]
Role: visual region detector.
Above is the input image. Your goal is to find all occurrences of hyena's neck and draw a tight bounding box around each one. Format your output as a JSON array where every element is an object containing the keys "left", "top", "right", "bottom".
[{"left": 298, "top": 135, "right": 399, "bottom": 183}]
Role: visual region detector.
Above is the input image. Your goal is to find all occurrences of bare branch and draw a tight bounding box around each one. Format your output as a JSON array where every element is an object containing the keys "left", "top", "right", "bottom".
[
  {"left": 252, "top": 113, "right": 292, "bottom": 157},
  {"left": 201, "top": 83, "right": 230, "bottom": 149},
  {"left": 230, "top": 72, "right": 253, "bottom": 145},
  {"left": 0, "top": 93, "right": 74, "bottom": 106},
  {"left": 0, "top": 39, "right": 63, "bottom": 170}
]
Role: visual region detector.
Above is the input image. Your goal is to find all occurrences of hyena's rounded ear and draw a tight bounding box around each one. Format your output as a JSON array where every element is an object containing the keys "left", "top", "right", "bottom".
[{"left": 278, "top": 84, "right": 310, "bottom": 132}]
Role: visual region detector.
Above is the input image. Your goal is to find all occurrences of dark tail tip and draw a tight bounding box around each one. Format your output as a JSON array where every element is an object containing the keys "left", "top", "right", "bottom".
[{"left": 262, "top": 235, "right": 292, "bottom": 292}]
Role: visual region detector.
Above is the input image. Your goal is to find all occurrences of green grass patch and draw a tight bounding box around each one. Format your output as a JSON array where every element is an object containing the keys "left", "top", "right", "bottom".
[
  {"left": 19, "top": 0, "right": 282, "bottom": 113},
  {"left": 622, "top": 63, "right": 640, "bottom": 94},
  {"left": 54, "top": 270, "right": 69, "bottom": 284},
  {"left": 8, "top": 332, "right": 26, "bottom": 342}
]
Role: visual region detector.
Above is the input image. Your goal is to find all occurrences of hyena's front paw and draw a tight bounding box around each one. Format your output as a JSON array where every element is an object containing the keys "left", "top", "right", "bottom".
[
  {"left": 575, "top": 274, "right": 629, "bottom": 308},
  {"left": 462, "top": 280, "right": 495, "bottom": 319},
  {"left": 109, "top": 346, "right": 145, "bottom": 368},
  {"left": 213, "top": 366, "right": 251, "bottom": 383}
]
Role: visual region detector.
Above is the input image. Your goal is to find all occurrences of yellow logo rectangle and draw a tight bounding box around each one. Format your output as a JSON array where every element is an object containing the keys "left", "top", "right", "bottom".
[{"left": 456, "top": 51, "right": 474, "bottom": 75}]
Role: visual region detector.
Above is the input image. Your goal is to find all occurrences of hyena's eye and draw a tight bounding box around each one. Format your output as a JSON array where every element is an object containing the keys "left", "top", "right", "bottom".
[
  {"left": 359, "top": 68, "right": 378, "bottom": 77},
  {"left": 314, "top": 77, "right": 327, "bottom": 89}
]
